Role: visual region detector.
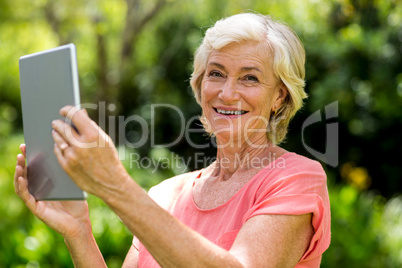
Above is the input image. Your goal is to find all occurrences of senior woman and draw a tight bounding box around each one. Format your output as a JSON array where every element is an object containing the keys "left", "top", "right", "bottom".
[{"left": 14, "top": 13, "right": 330, "bottom": 267}]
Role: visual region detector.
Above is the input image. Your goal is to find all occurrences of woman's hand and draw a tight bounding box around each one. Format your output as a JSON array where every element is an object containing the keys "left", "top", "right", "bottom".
[
  {"left": 14, "top": 144, "right": 91, "bottom": 240},
  {"left": 51, "top": 106, "right": 131, "bottom": 201}
]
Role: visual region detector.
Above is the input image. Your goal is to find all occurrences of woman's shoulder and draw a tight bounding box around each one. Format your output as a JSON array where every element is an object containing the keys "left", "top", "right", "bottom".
[
  {"left": 273, "top": 152, "right": 325, "bottom": 175},
  {"left": 147, "top": 170, "right": 201, "bottom": 209},
  {"left": 256, "top": 152, "right": 327, "bottom": 193},
  {"left": 150, "top": 170, "right": 200, "bottom": 193}
]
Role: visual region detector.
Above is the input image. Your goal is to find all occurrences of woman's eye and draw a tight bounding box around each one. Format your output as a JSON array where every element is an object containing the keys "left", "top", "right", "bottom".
[
  {"left": 244, "top": 75, "right": 259, "bottom": 82},
  {"left": 209, "top": 71, "right": 223, "bottom": 77}
]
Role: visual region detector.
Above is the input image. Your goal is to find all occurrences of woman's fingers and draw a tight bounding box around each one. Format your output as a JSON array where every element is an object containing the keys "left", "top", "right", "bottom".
[
  {"left": 51, "top": 119, "right": 97, "bottom": 151},
  {"left": 16, "top": 176, "right": 35, "bottom": 208},
  {"left": 53, "top": 107, "right": 104, "bottom": 151},
  {"left": 59, "top": 106, "right": 94, "bottom": 135},
  {"left": 16, "top": 153, "right": 26, "bottom": 169},
  {"left": 52, "top": 129, "right": 69, "bottom": 151},
  {"left": 20, "top": 144, "right": 26, "bottom": 158},
  {"left": 15, "top": 144, "right": 38, "bottom": 215},
  {"left": 52, "top": 130, "right": 76, "bottom": 172},
  {"left": 17, "top": 144, "right": 28, "bottom": 179},
  {"left": 14, "top": 163, "right": 24, "bottom": 190},
  {"left": 52, "top": 120, "right": 79, "bottom": 146},
  {"left": 14, "top": 161, "right": 38, "bottom": 215},
  {"left": 14, "top": 152, "right": 27, "bottom": 190}
]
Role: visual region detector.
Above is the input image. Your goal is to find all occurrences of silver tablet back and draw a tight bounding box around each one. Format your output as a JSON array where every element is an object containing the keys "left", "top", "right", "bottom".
[{"left": 19, "top": 44, "right": 85, "bottom": 200}]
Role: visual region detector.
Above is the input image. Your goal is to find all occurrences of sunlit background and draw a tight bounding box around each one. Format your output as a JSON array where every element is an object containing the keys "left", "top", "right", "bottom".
[{"left": 0, "top": 0, "right": 401, "bottom": 267}]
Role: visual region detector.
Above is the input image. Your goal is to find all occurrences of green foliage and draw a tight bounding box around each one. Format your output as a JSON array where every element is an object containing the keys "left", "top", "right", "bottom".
[
  {"left": 324, "top": 184, "right": 402, "bottom": 267},
  {"left": 1, "top": 134, "right": 402, "bottom": 267},
  {"left": 2, "top": 0, "right": 401, "bottom": 196},
  {"left": 0, "top": 135, "right": 131, "bottom": 268},
  {"left": 1, "top": 0, "right": 402, "bottom": 266},
  {"left": 0, "top": 135, "right": 185, "bottom": 267}
]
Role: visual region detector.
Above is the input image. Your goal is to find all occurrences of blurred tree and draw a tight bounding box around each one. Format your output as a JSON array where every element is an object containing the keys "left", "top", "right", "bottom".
[
  {"left": 287, "top": 0, "right": 402, "bottom": 197},
  {"left": 1, "top": 0, "right": 402, "bottom": 267},
  {"left": 0, "top": 0, "right": 401, "bottom": 195},
  {"left": 41, "top": 0, "right": 168, "bottom": 116}
]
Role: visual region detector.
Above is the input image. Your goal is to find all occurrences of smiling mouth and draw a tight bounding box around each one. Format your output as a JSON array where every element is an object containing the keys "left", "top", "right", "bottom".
[{"left": 214, "top": 108, "right": 249, "bottom": 115}]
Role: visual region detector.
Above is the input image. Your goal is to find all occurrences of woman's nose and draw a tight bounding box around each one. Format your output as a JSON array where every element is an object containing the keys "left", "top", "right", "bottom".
[{"left": 218, "top": 78, "right": 240, "bottom": 103}]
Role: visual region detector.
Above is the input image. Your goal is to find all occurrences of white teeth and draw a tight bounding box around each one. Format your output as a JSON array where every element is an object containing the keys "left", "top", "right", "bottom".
[{"left": 216, "top": 109, "right": 246, "bottom": 115}]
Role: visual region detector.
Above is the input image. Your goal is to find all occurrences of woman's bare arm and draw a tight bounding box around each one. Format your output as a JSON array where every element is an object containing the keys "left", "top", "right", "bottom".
[
  {"left": 122, "top": 245, "right": 139, "bottom": 268},
  {"left": 103, "top": 177, "right": 313, "bottom": 268},
  {"left": 64, "top": 231, "right": 107, "bottom": 268},
  {"left": 52, "top": 106, "right": 314, "bottom": 267}
]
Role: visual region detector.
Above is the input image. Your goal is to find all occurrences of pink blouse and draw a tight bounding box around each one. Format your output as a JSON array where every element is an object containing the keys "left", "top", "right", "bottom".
[{"left": 134, "top": 152, "right": 331, "bottom": 267}]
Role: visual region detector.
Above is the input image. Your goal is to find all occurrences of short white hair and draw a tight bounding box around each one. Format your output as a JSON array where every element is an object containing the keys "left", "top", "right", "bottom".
[{"left": 190, "top": 13, "right": 307, "bottom": 144}]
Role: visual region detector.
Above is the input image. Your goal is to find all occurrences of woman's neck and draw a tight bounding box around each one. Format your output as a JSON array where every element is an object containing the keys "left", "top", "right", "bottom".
[{"left": 211, "top": 135, "right": 286, "bottom": 180}]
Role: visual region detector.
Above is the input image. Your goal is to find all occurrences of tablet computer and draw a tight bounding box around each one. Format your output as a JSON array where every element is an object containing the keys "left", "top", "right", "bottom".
[{"left": 19, "top": 44, "right": 86, "bottom": 200}]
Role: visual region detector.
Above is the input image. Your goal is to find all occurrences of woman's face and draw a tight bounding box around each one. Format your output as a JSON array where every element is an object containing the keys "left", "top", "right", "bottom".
[{"left": 200, "top": 41, "right": 286, "bottom": 145}]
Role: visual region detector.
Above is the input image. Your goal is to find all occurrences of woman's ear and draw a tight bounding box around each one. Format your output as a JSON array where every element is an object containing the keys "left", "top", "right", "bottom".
[{"left": 272, "top": 83, "right": 288, "bottom": 112}]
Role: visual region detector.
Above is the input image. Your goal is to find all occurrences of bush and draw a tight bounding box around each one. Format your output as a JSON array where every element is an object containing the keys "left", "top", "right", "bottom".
[
  {"left": 1, "top": 134, "right": 401, "bottom": 267},
  {"left": 322, "top": 184, "right": 402, "bottom": 267},
  {"left": 0, "top": 134, "right": 132, "bottom": 268}
]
